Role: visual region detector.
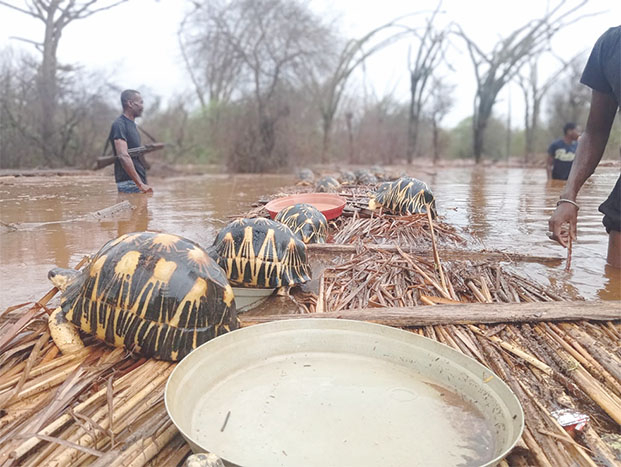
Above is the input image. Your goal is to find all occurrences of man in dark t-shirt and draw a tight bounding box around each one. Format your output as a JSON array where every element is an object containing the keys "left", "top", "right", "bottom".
[
  {"left": 108, "top": 90, "right": 160, "bottom": 193},
  {"left": 547, "top": 122, "right": 580, "bottom": 180},
  {"left": 548, "top": 26, "right": 621, "bottom": 269}
]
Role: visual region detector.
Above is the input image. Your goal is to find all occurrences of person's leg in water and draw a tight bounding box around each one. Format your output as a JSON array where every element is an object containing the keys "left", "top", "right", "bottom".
[
  {"left": 600, "top": 176, "right": 620, "bottom": 268},
  {"left": 607, "top": 231, "right": 621, "bottom": 268}
]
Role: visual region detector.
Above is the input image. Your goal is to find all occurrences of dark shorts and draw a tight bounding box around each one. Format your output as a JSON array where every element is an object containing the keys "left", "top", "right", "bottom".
[
  {"left": 599, "top": 175, "right": 621, "bottom": 233},
  {"left": 117, "top": 180, "right": 141, "bottom": 194}
]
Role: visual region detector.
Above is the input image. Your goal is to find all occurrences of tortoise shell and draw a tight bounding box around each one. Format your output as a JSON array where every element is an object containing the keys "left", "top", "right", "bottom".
[
  {"left": 315, "top": 175, "right": 340, "bottom": 193},
  {"left": 339, "top": 170, "right": 356, "bottom": 184},
  {"left": 58, "top": 232, "right": 237, "bottom": 361},
  {"left": 275, "top": 203, "right": 328, "bottom": 244},
  {"left": 210, "top": 218, "right": 311, "bottom": 288},
  {"left": 370, "top": 165, "right": 388, "bottom": 181},
  {"left": 355, "top": 169, "right": 378, "bottom": 185},
  {"left": 297, "top": 168, "right": 315, "bottom": 182},
  {"left": 370, "top": 176, "right": 437, "bottom": 217}
]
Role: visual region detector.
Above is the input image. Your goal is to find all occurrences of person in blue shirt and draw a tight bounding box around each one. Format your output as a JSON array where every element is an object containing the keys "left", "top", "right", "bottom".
[
  {"left": 108, "top": 90, "right": 162, "bottom": 193},
  {"left": 548, "top": 26, "right": 620, "bottom": 269},
  {"left": 547, "top": 122, "right": 581, "bottom": 180}
]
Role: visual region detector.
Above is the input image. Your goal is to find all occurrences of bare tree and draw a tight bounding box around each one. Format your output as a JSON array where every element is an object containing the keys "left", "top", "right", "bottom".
[
  {"left": 178, "top": 0, "right": 246, "bottom": 109},
  {"left": 516, "top": 54, "right": 582, "bottom": 162},
  {"left": 0, "top": 47, "right": 116, "bottom": 168},
  {"left": 354, "top": 95, "right": 408, "bottom": 166},
  {"left": 455, "top": 0, "right": 589, "bottom": 162},
  {"left": 546, "top": 54, "right": 591, "bottom": 133},
  {"left": 426, "top": 76, "right": 454, "bottom": 164},
  {"left": 187, "top": 0, "right": 333, "bottom": 172},
  {"left": 0, "top": 0, "right": 128, "bottom": 164},
  {"left": 299, "top": 17, "right": 411, "bottom": 163},
  {"left": 406, "top": 3, "right": 447, "bottom": 163}
]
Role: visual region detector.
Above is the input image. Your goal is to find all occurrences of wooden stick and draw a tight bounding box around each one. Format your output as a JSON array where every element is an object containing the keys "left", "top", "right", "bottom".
[
  {"left": 581, "top": 425, "right": 620, "bottom": 466},
  {"left": 0, "top": 350, "right": 89, "bottom": 392},
  {"left": 9, "top": 360, "right": 158, "bottom": 460},
  {"left": 4, "top": 202, "right": 134, "bottom": 230},
  {"left": 518, "top": 381, "right": 596, "bottom": 467},
  {"left": 240, "top": 301, "right": 621, "bottom": 327},
  {"left": 548, "top": 323, "right": 621, "bottom": 396},
  {"left": 468, "top": 325, "right": 554, "bottom": 376},
  {"left": 426, "top": 209, "right": 448, "bottom": 295},
  {"left": 537, "top": 327, "right": 621, "bottom": 425},
  {"left": 51, "top": 365, "right": 172, "bottom": 464},
  {"left": 307, "top": 242, "right": 564, "bottom": 264},
  {"left": 316, "top": 273, "right": 326, "bottom": 313}
]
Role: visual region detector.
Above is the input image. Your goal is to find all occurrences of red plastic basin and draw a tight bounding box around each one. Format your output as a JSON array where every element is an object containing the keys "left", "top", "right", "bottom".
[{"left": 265, "top": 193, "right": 347, "bottom": 220}]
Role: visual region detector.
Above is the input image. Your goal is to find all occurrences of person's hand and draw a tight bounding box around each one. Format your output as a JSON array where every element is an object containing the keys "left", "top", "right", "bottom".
[
  {"left": 139, "top": 183, "right": 153, "bottom": 194},
  {"left": 548, "top": 202, "right": 578, "bottom": 248}
]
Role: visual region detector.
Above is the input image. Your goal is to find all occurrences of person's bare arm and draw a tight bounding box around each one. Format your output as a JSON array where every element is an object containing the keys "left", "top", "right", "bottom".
[
  {"left": 548, "top": 90, "right": 618, "bottom": 246},
  {"left": 114, "top": 139, "right": 152, "bottom": 193}
]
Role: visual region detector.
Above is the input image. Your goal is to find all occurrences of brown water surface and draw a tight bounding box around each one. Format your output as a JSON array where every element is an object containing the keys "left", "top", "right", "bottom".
[{"left": 0, "top": 167, "right": 619, "bottom": 309}]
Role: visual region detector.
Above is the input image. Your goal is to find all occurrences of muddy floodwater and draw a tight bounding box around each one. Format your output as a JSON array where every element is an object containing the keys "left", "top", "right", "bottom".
[{"left": 1, "top": 166, "right": 619, "bottom": 309}]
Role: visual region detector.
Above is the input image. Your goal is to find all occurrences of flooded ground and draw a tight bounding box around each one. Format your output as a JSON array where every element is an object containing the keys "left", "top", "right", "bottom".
[{"left": 0, "top": 166, "right": 619, "bottom": 309}]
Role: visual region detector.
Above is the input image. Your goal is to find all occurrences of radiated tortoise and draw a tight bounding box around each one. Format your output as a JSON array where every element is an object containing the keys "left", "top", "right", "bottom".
[
  {"left": 47, "top": 232, "right": 237, "bottom": 361},
  {"left": 209, "top": 218, "right": 311, "bottom": 288},
  {"left": 368, "top": 176, "right": 437, "bottom": 217},
  {"left": 275, "top": 203, "right": 328, "bottom": 244},
  {"left": 315, "top": 175, "right": 340, "bottom": 193}
]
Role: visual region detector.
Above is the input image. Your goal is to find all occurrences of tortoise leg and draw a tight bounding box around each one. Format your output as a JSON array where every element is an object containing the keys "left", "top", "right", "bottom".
[
  {"left": 184, "top": 453, "right": 224, "bottom": 467},
  {"left": 49, "top": 307, "right": 85, "bottom": 354},
  {"left": 276, "top": 285, "right": 291, "bottom": 297}
]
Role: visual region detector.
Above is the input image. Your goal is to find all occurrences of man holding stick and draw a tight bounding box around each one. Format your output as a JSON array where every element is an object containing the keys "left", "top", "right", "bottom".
[
  {"left": 548, "top": 26, "right": 620, "bottom": 268},
  {"left": 108, "top": 89, "right": 163, "bottom": 193}
]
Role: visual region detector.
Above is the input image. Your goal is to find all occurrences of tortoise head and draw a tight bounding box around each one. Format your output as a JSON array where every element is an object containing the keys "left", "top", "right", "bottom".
[
  {"left": 369, "top": 182, "right": 392, "bottom": 210},
  {"left": 48, "top": 268, "right": 80, "bottom": 292}
]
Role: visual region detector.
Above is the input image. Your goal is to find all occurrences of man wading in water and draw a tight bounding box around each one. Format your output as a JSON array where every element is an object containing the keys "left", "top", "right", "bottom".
[
  {"left": 547, "top": 122, "right": 581, "bottom": 181},
  {"left": 548, "top": 26, "right": 621, "bottom": 269},
  {"left": 109, "top": 90, "right": 163, "bottom": 193}
]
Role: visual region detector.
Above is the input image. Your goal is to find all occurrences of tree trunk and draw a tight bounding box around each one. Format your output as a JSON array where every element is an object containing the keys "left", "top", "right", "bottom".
[
  {"left": 473, "top": 121, "right": 485, "bottom": 163},
  {"left": 320, "top": 113, "right": 332, "bottom": 164},
  {"left": 345, "top": 112, "right": 354, "bottom": 164},
  {"left": 406, "top": 74, "right": 419, "bottom": 164},
  {"left": 39, "top": 1, "right": 61, "bottom": 165},
  {"left": 473, "top": 95, "right": 494, "bottom": 163},
  {"left": 432, "top": 118, "right": 439, "bottom": 165}
]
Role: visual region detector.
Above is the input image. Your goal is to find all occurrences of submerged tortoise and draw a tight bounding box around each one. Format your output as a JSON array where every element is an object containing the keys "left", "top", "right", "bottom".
[
  {"left": 368, "top": 176, "right": 437, "bottom": 217},
  {"left": 315, "top": 175, "right": 340, "bottom": 193},
  {"left": 209, "top": 218, "right": 311, "bottom": 288},
  {"left": 48, "top": 232, "right": 237, "bottom": 361},
  {"left": 275, "top": 203, "right": 328, "bottom": 244}
]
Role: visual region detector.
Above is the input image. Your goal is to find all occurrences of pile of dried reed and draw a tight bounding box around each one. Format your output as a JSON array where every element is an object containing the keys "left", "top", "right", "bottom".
[
  {"left": 309, "top": 246, "right": 563, "bottom": 313},
  {"left": 0, "top": 181, "right": 619, "bottom": 466},
  {"left": 331, "top": 212, "right": 464, "bottom": 248},
  {"left": 0, "top": 297, "right": 191, "bottom": 466}
]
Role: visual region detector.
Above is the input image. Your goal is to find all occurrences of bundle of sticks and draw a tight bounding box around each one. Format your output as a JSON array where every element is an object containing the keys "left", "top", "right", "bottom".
[
  {"left": 0, "top": 302, "right": 191, "bottom": 466},
  {"left": 0, "top": 181, "right": 619, "bottom": 466}
]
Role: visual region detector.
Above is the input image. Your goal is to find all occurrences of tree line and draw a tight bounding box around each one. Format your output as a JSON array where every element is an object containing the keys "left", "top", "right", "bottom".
[{"left": 0, "top": 0, "right": 618, "bottom": 171}]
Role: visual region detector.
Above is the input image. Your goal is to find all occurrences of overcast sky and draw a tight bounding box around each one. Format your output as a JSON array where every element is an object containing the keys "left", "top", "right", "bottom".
[{"left": 0, "top": 0, "right": 618, "bottom": 127}]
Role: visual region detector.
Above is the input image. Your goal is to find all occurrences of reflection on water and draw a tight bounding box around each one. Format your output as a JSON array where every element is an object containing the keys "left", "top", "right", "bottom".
[
  {"left": 431, "top": 166, "right": 620, "bottom": 302},
  {"left": 0, "top": 167, "right": 619, "bottom": 309},
  {"left": 0, "top": 173, "right": 294, "bottom": 308}
]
